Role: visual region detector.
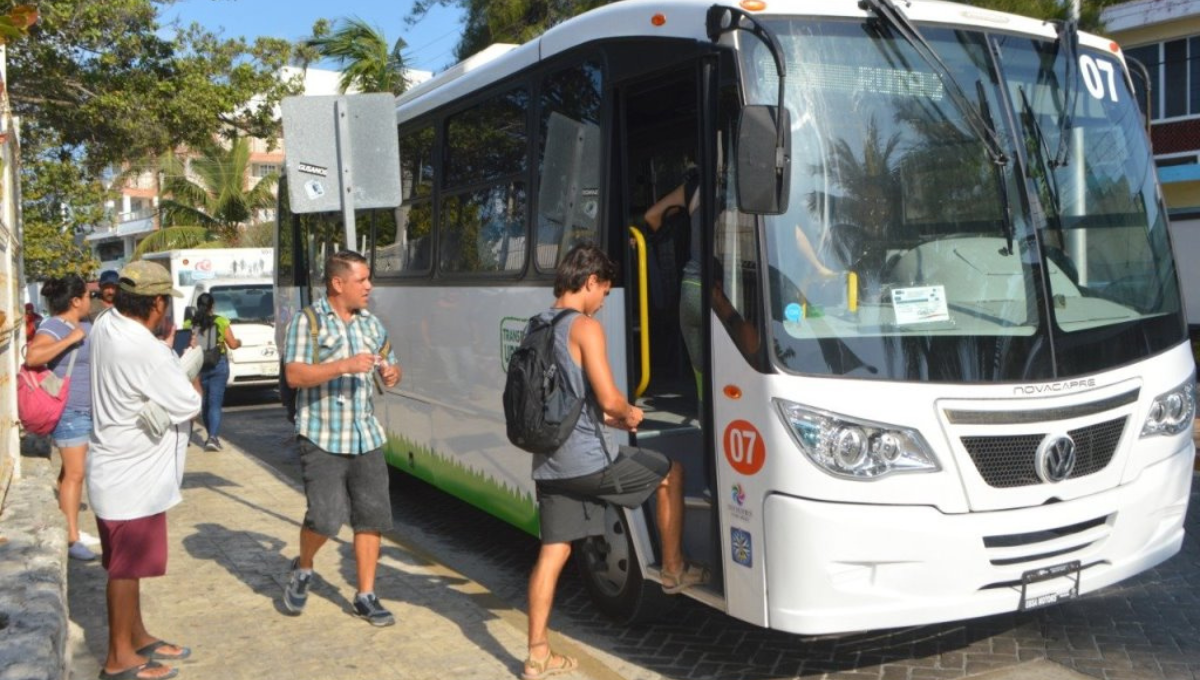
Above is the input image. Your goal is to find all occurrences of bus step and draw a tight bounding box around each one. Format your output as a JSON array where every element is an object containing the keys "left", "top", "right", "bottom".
[
  {"left": 635, "top": 424, "right": 700, "bottom": 440},
  {"left": 684, "top": 494, "right": 712, "bottom": 509},
  {"left": 645, "top": 565, "right": 725, "bottom": 609}
]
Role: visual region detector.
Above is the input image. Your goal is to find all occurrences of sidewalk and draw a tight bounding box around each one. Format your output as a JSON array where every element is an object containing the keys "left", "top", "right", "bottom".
[{"left": 64, "top": 437, "right": 618, "bottom": 680}]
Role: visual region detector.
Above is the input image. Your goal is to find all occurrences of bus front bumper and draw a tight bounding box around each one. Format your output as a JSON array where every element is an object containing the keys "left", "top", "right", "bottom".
[{"left": 763, "top": 444, "right": 1193, "bottom": 635}]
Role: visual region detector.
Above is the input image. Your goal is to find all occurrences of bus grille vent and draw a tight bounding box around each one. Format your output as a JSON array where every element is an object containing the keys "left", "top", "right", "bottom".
[
  {"left": 982, "top": 515, "right": 1111, "bottom": 567},
  {"left": 960, "top": 417, "right": 1127, "bottom": 488}
]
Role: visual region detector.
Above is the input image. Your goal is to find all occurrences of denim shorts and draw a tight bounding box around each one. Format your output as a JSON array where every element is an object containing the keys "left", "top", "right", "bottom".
[{"left": 53, "top": 408, "right": 93, "bottom": 448}]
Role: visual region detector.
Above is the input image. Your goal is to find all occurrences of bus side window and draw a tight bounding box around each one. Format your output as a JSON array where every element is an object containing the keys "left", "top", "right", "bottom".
[
  {"left": 441, "top": 87, "right": 530, "bottom": 275},
  {"left": 377, "top": 125, "right": 435, "bottom": 276},
  {"left": 536, "top": 59, "right": 604, "bottom": 271}
]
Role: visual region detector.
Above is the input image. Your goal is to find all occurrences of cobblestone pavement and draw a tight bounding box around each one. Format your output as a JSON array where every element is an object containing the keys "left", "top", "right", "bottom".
[{"left": 81, "top": 389, "right": 1200, "bottom": 680}]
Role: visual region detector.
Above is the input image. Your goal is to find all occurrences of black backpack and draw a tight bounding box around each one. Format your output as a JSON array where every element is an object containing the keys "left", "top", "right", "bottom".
[{"left": 503, "top": 309, "right": 583, "bottom": 454}]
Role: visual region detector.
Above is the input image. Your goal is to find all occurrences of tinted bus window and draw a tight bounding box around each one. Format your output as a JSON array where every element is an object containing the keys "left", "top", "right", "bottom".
[
  {"left": 441, "top": 87, "right": 530, "bottom": 275},
  {"left": 536, "top": 60, "right": 603, "bottom": 270},
  {"left": 446, "top": 88, "right": 529, "bottom": 187},
  {"left": 377, "top": 126, "right": 435, "bottom": 276},
  {"left": 439, "top": 182, "right": 529, "bottom": 273}
]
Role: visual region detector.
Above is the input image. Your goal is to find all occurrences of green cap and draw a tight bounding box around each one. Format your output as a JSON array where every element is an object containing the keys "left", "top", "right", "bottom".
[{"left": 118, "top": 260, "right": 183, "bottom": 298}]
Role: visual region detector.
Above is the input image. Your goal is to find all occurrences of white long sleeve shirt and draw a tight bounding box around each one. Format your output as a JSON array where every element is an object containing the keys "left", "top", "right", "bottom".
[{"left": 87, "top": 309, "right": 202, "bottom": 521}]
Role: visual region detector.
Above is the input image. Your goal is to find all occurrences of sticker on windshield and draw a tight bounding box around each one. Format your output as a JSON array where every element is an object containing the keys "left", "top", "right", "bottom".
[
  {"left": 892, "top": 285, "right": 950, "bottom": 325},
  {"left": 1080, "top": 55, "right": 1118, "bottom": 103}
]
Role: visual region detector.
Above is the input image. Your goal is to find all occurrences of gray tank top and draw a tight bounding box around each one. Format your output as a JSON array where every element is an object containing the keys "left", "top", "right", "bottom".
[{"left": 531, "top": 308, "right": 615, "bottom": 480}]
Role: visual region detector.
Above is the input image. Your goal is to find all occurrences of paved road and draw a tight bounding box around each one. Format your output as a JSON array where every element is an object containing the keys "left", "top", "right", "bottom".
[{"left": 221, "top": 389, "right": 1200, "bottom": 680}]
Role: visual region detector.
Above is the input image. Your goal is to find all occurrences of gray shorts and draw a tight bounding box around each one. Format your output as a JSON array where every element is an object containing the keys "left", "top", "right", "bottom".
[
  {"left": 297, "top": 437, "right": 393, "bottom": 537},
  {"left": 535, "top": 446, "right": 671, "bottom": 544}
]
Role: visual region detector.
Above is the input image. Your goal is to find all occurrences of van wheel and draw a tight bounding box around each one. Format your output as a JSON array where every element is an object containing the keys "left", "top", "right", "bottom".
[{"left": 574, "top": 505, "right": 667, "bottom": 624}]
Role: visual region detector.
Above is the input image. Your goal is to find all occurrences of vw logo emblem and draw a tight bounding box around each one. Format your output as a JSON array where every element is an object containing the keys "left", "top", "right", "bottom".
[{"left": 1035, "top": 434, "right": 1077, "bottom": 483}]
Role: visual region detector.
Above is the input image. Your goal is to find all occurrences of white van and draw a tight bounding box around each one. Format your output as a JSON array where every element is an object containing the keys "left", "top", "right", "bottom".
[{"left": 186, "top": 278, "right": 278, "bottom": 388}]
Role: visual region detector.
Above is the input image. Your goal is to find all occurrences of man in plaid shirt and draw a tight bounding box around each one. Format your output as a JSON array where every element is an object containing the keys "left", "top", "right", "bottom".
[{"left": 281, "top": 250, "right": 402, "bottom": 626}]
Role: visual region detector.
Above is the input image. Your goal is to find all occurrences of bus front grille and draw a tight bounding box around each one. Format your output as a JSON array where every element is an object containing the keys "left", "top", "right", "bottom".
[{"left": 960, "top": 417, "right": 1127, "bottom": 488}]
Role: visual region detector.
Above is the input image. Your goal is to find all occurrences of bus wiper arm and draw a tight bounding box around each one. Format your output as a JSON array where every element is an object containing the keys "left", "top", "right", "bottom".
[
  {"left": 1050, "top": 19, "right": 1079, "bottom": 168},
  {"left": 860, "top": 0, "right": 1008, "bottom": 166},
  {"left": 977, "top": 80, "right": 1014, "bottom": 254},
  {"left": 1018, "top": 85, "right": 1063, "bottom": 220}
]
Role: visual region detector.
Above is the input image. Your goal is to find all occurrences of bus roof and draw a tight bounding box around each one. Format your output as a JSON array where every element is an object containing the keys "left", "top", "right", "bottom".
[{"left": 394, "top": 0, "right": 1117, "bottom": 124}]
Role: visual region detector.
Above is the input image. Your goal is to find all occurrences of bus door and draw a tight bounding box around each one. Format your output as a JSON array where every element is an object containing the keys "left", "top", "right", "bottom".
[{"left": 616, "top": 64, "right": 723, "bottom": 594}]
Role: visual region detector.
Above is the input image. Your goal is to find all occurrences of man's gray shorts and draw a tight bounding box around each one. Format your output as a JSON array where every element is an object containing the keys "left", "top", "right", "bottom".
[
  {"left": 297, "top": 437, "right": 393, "bottom": 537},
  {"left": 536, "top": 446, "right": 671, "bottom": 544}
]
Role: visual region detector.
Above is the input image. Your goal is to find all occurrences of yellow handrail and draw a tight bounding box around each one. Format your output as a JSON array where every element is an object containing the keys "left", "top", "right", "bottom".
[{"left": 628, "top": 226, "right": 651, "bottom": 399}]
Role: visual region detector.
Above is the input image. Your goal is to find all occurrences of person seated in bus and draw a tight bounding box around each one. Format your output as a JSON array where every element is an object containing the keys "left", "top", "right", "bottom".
[{"left": 525, "top": 244, "right": 706, "bottom": 680}]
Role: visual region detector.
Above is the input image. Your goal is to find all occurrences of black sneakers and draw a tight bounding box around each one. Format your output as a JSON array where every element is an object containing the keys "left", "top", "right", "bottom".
[
  {"left": 353, "top": 593, "right": 395, "bottom": 627},
  {"left": 283, "top": 558, "right": 395, "bottom": 627},
  {"left": 283, "top": 557, "right": 312, "bottom": 614}
]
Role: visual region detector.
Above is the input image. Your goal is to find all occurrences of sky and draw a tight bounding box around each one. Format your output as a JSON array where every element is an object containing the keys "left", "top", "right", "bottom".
[{"left": 164, "top": 0, "right": 466, "bottom": 74}]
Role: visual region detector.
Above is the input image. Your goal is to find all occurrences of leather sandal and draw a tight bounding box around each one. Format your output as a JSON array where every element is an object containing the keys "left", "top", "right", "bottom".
[
  {"left": 522, "top": 642, "right": 577, "bottom": 680},
  {"left": 661, "top": 562, "right": 708, "bottom": 594}
]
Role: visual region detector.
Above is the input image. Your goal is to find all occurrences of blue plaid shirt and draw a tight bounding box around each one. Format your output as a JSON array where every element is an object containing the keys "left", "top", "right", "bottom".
[{"left": 284, "top": 297, "right": 397, "bottom": 455}]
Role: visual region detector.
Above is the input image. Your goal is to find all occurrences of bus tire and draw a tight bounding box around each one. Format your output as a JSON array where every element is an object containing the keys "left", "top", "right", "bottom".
[{"left": 573, "top": 505, "right": 668, "bottom": 624}]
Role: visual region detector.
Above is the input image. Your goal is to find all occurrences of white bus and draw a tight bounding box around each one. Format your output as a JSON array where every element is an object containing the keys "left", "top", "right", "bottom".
[{"left": 274, "top": 0, "right": 1195, "bottom": 634}]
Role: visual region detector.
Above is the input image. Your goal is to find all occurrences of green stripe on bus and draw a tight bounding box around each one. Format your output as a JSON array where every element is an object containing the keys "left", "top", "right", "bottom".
[{"left": 383, "top": 434, "right": 540, "bottom": 536}]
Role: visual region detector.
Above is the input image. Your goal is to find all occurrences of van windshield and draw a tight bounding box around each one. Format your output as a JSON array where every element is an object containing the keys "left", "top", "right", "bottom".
[{"left": 210, "top": 285, "right": 274, "bottom": 323}]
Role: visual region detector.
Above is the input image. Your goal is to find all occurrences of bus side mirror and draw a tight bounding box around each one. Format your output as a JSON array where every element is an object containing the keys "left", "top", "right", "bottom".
[
  {"left": 184, "top": 306, "right": 195, "bottom": 323},
  {"left": 736, "top": 105, "right": 791, "bottom": 215}
]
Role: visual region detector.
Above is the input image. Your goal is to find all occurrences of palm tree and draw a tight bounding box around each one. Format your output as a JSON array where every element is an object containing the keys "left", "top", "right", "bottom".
[
  {"left": 133, "top": 136, "right": 278, "bottom": 257},
  {"left": 305, "top": 18, "right": 409, "bottom": 96}
]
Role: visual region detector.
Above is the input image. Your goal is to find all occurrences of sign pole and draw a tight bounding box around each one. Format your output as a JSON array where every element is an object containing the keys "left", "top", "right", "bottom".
[{"left": 335, "top": 97, "right": 357, "bottom": 250}]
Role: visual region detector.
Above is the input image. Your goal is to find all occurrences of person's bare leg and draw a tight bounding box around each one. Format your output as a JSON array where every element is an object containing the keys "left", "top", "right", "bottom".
[
  {"left": 298, "top": 525, "right": 328, "bottom": 569},
  {"left": 656, "top": 461, "right": 686, "bottom": 574},
  {"left": 58, "top": 444, "right": 87, "bottom": 544},
  {"left": 527, "top": 542, "right": 572, "bottom": 656},
  {"left": 104, "top": 578, "right": 173, "bottom": 678},
  {"left": 354, "top": 530, "right": 381, "bottom": 594}
]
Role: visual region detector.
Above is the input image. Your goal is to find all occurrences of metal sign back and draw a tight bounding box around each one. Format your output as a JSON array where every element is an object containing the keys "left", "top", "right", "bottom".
[{"left": 281, "top": 94, "right": 402, "bottom": 215}]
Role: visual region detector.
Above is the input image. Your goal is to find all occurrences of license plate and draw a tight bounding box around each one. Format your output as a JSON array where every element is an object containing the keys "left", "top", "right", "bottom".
[{"left": 1018, "top": 560, "right": 1081, "bottom": 611}]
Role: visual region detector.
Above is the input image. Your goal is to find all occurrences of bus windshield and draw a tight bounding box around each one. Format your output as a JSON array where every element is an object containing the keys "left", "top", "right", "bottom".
[{"left": 742, "top": 18, "right": 1184, "bottom": 382}]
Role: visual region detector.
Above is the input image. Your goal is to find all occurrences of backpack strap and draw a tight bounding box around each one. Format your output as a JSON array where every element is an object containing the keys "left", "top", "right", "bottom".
[
  {"left": 62, "top": 343, "right": 79, "bottom": 380},
  {"left": 302, "top": 306, "right": 320, "bottom": 364}
]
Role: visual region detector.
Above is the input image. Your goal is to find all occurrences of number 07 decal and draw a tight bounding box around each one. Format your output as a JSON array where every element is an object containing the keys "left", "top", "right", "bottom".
[
  {"left": 1080, "top": 54, "right": 1119, "bottom": 103},
  {"left": 724, "top": 420, "right": 766, "bottom": 475}
]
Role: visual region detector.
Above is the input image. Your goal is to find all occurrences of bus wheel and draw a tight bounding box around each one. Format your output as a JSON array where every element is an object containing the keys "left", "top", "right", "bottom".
[{"left": 574, "top": 505, "right": 665, "bottom": 624}]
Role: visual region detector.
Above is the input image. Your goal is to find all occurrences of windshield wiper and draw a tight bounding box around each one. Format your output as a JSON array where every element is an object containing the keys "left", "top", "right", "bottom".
[
  {"left": 977, "top": 80, "right": 1014, "bottom": 254},
  {"left": 860, "top": 0, "right": 1008, "bottom": 166},
  {"left": 1018, "top": 85, "right": 1063, "bottom": 222},
  {"left": 1050, "top": 19, "right": 1079, "bottom": 168}
]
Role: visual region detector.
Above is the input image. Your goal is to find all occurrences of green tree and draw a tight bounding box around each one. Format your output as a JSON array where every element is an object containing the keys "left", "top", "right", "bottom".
[
  {"left": 20, "top": 149, "right": 103, "bottom": 281},
  {"left": 8, "top": 0, "right": 300, "bottom": 274},
  {"left": 304, "top": 17, "right": 410, "bottom": 95},
  {"left": 133, "top": 136, "right": 279, "bottom": 257}
]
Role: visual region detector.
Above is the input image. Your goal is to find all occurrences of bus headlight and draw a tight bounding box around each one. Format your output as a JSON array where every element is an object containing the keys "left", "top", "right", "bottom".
[
  {"left": 1140, "top": 375, "right": 1195, "bottom": 438},
  {"left": 774, "top": 399, "right": 940, "bottom": 479}
]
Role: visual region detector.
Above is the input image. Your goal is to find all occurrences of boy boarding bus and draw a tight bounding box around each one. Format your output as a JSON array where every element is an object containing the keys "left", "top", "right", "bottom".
[{"left": 275, "top": 0, "right": 1194, "bottom": 634}]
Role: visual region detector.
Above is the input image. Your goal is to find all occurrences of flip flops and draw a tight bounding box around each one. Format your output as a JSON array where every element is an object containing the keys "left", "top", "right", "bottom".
[
  {"left": 661, "top": 562, "right": 708, "bottom": 594},
  {"left": 522, "top": 645, "right": 578, "bottom": 680},
  {"left": 98, "top": 661, "right": 178, "bottom": 680},
  {"left": 135, "top": 640, "right": 191, "bottom": 661}
]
